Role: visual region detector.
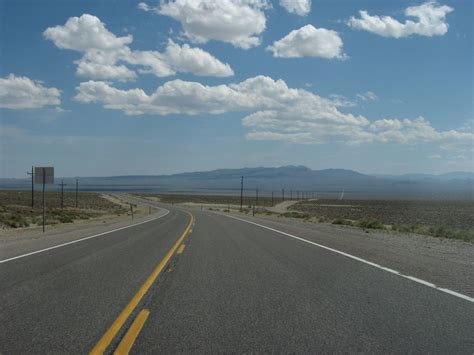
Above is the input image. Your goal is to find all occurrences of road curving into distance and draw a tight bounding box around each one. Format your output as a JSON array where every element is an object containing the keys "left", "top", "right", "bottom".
[{"left": 0, "top": 195, "right": 473, "bottom": 353}]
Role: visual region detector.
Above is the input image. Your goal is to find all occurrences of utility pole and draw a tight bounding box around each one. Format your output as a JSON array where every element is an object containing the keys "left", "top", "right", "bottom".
[
  {"left": 297, "top": 191, "right": 299, "bottom": 200},
  {"left": 290, "top": 190, "right": 293, "bottom": 200},
  {"left": 58, "top": 179, "right": 67, "bottom": 210},
  {"left": 271, "top": 191, "right": 274, "bottom": 207},
  {"left": 35, "top": 167, "right": 54, "bottom": 233},
  {"left": 255, "top": 188, "right": 259, "bottom": 207},
  {"left": 240, "top": 176, "right": 244, "bottom": 212},
  {"left": 75, "top": 178, "right": 78, "bottom": 208},
  {"left": 282, "top": 188, "right": 285, "bottom": 201},
  {"left": 27, "top": 166, "right": 34, "bottom": 209}
]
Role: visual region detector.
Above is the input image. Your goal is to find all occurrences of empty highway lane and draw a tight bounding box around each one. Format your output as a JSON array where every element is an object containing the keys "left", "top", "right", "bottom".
[
  {"left": 0, "top": 207, "right": 192, "bottom": 353},
  {"left": 1, "top": 201, "right": 473, "bottom": 353}
]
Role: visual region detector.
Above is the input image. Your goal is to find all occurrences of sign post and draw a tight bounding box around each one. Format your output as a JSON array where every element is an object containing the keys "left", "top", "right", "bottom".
[
  {"left": 26, "top": 166, "right": 34, "bottom": 209},
  {"left": 35, "top": 167, "right": 54, "bottom": 233},
  {"left": 240, "top": 176, "right": 244, "bottom": 212}
]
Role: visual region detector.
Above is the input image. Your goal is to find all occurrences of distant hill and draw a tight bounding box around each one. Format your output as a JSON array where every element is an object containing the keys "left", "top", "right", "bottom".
[
  {"left": 1, "top": 166, "right": 472, "bottom": 199},
  {"left": 378, "top": 171, "right": 474, "bottom": 181},
  {"left": 437, "top": 172, "right": 474, "bottom": 180}
]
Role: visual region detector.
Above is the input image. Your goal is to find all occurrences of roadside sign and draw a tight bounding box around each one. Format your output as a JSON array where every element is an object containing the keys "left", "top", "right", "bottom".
[{"left": 35, "top": 167, "right": 54, "bottom": 184}]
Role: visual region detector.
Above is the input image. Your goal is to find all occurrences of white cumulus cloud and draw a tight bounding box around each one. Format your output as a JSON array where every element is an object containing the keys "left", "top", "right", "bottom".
[
  {"left": 157, "top": 0, "right": 270, "bottom": 49},
  {"left": 74, "top": 75, "right": 473, "bottom": 149},
  {"left": 348, "top": 2, "right": 453, "bottom": 38},
  {"left": 0, "top": 74, "right": 61, "bottom": 109},
  {"left": 44, "top": 14, "right": 133, "bottom": 51},
  {"left": 162, "top": 40, "right": 234, "bottom": 76},
  {"left": 279, "top": 0, "right": 311, "bottom": 16},
  {"left": 44, "top": 14, "right": 233, "bottom": 81},
  {"left": 267, "top": 25, "right": 345, "bottom": 59}
]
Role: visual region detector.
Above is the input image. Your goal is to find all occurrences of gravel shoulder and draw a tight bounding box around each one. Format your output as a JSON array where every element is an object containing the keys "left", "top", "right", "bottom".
[
  {"left": 0, "top": 202, "right": 167, "bottom": 261},
  {"left": 265, "top": 200, "right": 300, "bottom": 213},
  {"left": 203, "top": 209, "right": 474, "bottom": 299}
]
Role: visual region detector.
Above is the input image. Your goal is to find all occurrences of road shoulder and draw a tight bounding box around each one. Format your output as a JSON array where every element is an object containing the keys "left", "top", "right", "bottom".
[
  {"left": 0, "top": 206, "right": 168, "bottom": 261},
  {"left": 206, "top": 209, "right": 474, "bottom": 299}
]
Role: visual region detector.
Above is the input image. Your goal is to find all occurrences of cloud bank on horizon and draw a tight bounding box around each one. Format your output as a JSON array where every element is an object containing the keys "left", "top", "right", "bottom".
[
  {"left": 73, "top": 75, "right": 472, "bottom": 147},
  {"left": 1, "top": 0, "right": 471, "bottom": 171}
]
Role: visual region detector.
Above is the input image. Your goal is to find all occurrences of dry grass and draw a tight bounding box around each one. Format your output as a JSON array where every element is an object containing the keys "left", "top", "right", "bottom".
[
  {"left": 0, "top": 190, "right": 127, "bottom": 228},
  {"left": 291, "top": 199, "right": 474, "bottom": 242}
]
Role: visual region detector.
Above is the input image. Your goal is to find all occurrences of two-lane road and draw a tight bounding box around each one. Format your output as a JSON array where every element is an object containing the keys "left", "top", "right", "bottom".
[
  {"left": 133, "top": 209, "right": 473, "bottom": 353},
  {"left": 0, "top": 206, "right": 191, "bottom": 353},
  {"left": 1, "top": 199, "right": 473, "bottom": 353}
]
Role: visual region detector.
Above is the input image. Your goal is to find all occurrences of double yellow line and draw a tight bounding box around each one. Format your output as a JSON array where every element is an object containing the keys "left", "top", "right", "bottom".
[{"left": 90, "top": 212, "right": 194, "bottom": 355}]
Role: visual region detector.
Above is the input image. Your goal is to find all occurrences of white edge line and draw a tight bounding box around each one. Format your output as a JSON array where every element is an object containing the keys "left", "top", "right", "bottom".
[
  {"left": 218, "top": 213, "right": 474, "bottom": 303},
  {"left": 0, "top": 209, "right": 170, "bottom": 264}
]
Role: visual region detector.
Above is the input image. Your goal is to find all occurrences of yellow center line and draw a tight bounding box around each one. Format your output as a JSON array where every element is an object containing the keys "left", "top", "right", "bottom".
[
  {"left": 90, "top": 212, "right": 194, "bottom": 355},
  {"left": 177, "top": 244, "right": 186, "bottom": 254},
  {"left": 114, "top": 309, "right": 150, "bottom": 355}
]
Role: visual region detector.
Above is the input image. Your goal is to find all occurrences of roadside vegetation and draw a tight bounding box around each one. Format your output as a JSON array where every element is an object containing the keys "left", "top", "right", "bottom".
[
  {"left": 134, "top": 193, "right": 474, "bottom": 243},
  {"left": 254, "top": 209, "right": 474, "bottom": 243},
  {"left": 0, "top": 190, "right": 127, "bottom": 229},
  {"left": 289, "top": 199, "right": 474, "bottom": 243}
]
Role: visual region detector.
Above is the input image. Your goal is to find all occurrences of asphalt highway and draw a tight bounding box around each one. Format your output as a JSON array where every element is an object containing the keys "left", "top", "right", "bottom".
[{"left": 1, "top": 200, "right": 473, "bottom": 353}]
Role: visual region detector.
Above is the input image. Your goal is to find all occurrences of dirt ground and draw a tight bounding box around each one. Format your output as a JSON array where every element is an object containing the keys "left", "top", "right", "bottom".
[
  {"left": 134, "top": 193, "right": 276, "bottom": 207},
  {"left": 146, "top": 192, "right": 473, "bottom": 242},
  {"left": 0, "top": 190, "right": 133, "bottom": 230},
  {"left": 291, "top": 199, "right": 474, "bottom": 229}
]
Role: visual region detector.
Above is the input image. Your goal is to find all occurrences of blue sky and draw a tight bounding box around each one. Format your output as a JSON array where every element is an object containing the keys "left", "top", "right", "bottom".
[{"left": 0, "top": 0, "right": 472, "bottom": 178}]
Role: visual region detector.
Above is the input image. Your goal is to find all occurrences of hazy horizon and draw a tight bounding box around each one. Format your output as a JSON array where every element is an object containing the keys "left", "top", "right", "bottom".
[{"left": 2, "top": 164, "right": 474, "bottom": 180}]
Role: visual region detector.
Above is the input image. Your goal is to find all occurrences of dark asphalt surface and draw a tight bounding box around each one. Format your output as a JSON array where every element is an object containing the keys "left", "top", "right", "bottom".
[
  {"left": 1, "top": 200, "right": 473, "bottom": 353},
  {"left": 134, "top": 210, "right": 474, "bottom": 353},
  {"left": 0, "top": 207, "right": 189, "bottom": 353}
]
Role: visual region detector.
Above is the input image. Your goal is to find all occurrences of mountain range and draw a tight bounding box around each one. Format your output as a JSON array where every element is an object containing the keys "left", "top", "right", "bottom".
[{"left": 1, "top": 166, "right": 473, "bottom": 199}]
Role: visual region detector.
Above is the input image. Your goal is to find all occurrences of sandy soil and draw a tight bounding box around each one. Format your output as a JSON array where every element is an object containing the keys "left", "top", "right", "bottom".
[{"left": 265, "top": 200, "right": 300, "bottom": 213}]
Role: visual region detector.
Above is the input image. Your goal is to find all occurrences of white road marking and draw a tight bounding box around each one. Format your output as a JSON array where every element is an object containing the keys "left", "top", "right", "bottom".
[
  {"left": 0, "top": 209, "right": 170, "bottom": 264},
  {"left": 220, "top": 213, "right": 474, "bottom": 303}
]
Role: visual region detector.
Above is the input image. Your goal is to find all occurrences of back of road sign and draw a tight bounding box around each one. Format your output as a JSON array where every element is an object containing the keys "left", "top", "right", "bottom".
[{"left": 35, "top": 167, "right": 54, "bottom": 184}]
